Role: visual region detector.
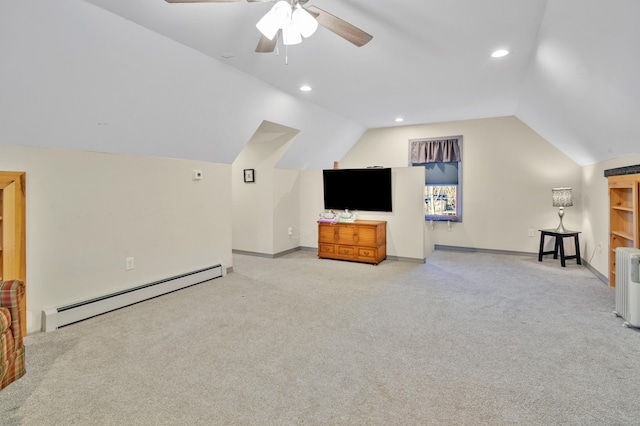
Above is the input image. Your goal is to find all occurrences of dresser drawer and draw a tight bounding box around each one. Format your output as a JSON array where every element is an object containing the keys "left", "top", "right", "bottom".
[
  {"left": 358, "top": 247, "right": 377, "bottom": 260},
  {"left": 319, "top": 244, "right": 335, "bottom": 255},
  {"left": 337, "top": 246, "right": 355, "bottom": 256}
]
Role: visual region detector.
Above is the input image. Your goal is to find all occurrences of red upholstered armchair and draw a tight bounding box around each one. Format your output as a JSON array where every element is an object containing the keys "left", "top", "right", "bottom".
[{"left": 1, "top": 280, "right": 26, "bottom": 390}]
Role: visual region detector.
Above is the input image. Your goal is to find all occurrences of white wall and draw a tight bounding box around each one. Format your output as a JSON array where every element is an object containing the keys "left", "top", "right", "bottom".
[
  {"left": 340, "top": 116, "right": 582, "bottom": 254},
  {"left": 300, "top": 170, "right": 324, "bottom": 249},
  {"left": 232, "top": 155, "right": 274, "bottom": 255},
  {"left": 231, "top": 166, "right": 302, "bottom": 256},
  {"left": 0, "top": 143, "right": 232, "bottom": 333},
  {"left": 232, "top": 121, "right": 300, "bottom": 256},
  {"left": 273, "top": 169, "right": 301, "bottom": 255}
]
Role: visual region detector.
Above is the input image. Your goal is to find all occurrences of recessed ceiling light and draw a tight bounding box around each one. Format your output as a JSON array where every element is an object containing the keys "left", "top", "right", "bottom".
[
  {"left": 395, "top": 117, "right": 404, "bottom": 122},
  {"left": 300, "top": 85, "right": 312, "bottom": 92},
  {"left": 491, "top": 49, "right": 509, "bottom": 58}
]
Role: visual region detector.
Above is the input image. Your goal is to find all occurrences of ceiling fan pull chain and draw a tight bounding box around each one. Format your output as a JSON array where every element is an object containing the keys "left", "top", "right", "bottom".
[{"left": 285, "top": 44, "right": 289, "bottom": 65}]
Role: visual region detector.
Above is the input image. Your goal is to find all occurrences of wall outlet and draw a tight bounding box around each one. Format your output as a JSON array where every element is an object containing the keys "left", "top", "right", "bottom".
[
  {"left": 288, "top": 227, "right": 293, "bottom": 237},
  {"left": 192, "top": 169, "right": 203, "bottom": 181},
  {"left": 125, "top": 257, "right": 134, "bottom": 270},
  {"left": 528, "top": 229, "right": 535, "bottom": 237}
]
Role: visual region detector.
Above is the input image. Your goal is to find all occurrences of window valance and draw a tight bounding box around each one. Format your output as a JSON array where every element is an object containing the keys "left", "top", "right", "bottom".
[{"left": 410, "top": 138, "right": 461, "bottom": 163}]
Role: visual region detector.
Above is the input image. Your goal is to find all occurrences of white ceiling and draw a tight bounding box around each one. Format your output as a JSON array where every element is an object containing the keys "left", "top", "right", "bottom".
[{"left": 81, "top": 0, "right": 640, "bottom": 166}]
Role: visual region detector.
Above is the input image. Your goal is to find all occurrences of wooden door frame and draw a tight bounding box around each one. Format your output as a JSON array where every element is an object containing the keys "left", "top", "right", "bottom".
[{"left": 0, "top": 171, "right": 26, "bottom": 335}]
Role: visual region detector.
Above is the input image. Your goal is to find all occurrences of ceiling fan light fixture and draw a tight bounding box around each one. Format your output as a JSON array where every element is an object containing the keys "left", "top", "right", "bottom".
[
  {"left": 256, "top": 1, "right": 292, "bottom": 40},
  {"left": 282, "top": 22, "right": 302, "bottom": 45},
  {"left": 270, "top": 1, "right": 293, "bottom": 29},
  {"left": 256, "top": 10, "right": 279, "bottom": 40},
  {"left": 292, "top": 7, "right": 318, "bottom": 38}
]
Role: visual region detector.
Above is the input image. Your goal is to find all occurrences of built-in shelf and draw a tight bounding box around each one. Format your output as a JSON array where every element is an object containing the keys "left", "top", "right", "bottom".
[
  {"left": 612, "top": 206, "right": 634, "bottom": 212},
  {"left": 608, "top": 175, "right": 640, "bottom": 287},
  {"left": 612, "top": 230, "right": 635, "bottom": 241}
]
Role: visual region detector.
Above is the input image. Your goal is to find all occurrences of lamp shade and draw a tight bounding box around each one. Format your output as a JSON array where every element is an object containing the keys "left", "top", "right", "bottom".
[
  {"left": 256, "top": 11, "right": 279, "bottom": 40},
  {"left": 282, "top": 21, "right": 302, "bottom": 45},
  {"left": 552, "top": 187, "right": 573, "bottom": 207},
  {"left": 256, "top": 0, "right": 292, "bottom": 40},
  {"left": 270, "top": 1, "right": 292, "bottom": 28},
  {"left": 292, "top": 7, "right": 318, "bottom": 38}
]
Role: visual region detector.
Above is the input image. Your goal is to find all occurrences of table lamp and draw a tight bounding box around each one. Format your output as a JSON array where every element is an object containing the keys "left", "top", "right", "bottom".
[{"left": 552, "top": 187, "right": 573, "bottom": 233}]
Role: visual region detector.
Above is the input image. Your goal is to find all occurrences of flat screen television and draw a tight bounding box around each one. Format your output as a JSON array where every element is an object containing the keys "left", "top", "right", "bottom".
[{"left": 323, "top": 168, "right": 392, "bottom": 212}]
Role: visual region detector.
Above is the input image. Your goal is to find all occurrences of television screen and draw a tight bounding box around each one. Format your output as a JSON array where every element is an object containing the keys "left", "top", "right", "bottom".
[{"left": 323, "top": 168, "right": 392, "bottom": 212}]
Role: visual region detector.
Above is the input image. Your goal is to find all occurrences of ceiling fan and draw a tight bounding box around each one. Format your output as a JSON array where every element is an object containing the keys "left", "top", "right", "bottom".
[{"left": 164, "top": 0, "right": 373, "bottom": 53}]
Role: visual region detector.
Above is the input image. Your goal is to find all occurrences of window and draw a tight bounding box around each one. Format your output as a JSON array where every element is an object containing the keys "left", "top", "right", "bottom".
[{"left": 409, "top": 137, "right": 462, "bottom": 221}]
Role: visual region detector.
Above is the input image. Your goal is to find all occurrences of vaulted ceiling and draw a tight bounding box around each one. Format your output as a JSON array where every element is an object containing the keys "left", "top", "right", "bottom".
[
  {"left": 83, "top": 0, "right": 639, "bottom": 166},
  {"left": 86, "top": 0, "right": 545, "bottom": 127},
  {"left": 2, "top": 1, "right": 638, "bottom": 167}
]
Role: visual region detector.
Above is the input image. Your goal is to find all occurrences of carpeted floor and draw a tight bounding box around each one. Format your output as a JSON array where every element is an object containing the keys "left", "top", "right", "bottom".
[{"left": 1, "top": 250, "right": 639, "bottom": 425}]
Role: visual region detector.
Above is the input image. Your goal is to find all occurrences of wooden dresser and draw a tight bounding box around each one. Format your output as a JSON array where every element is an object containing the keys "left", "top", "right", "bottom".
[{"left": 318, "top": 220, "right": 387, "bottom": 265}]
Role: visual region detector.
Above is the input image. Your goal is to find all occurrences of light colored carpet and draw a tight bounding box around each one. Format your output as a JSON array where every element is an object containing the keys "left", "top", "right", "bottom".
[{"left": 1, "top": 250, "right": 639, "bottom": 425}]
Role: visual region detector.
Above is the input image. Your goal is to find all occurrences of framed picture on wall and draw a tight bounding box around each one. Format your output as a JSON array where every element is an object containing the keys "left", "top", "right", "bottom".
[{"left": 244, "top": 169, "right": 255, "bottom": 183}]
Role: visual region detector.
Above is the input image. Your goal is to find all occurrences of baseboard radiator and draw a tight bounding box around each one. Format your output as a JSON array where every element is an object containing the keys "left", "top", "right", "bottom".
[
  {"left": 614, "top": 248, "right": 640, "bottom": 328},
  {"left": 43, "top": 265, "right": 225, "bottom": 332}
]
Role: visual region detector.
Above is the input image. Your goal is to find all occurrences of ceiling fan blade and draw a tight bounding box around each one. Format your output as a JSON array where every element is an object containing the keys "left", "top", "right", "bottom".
[
  {"left": 305, "top": 5, "right": 372, "bottom": 47},
  {"left": 256, "top": 33, "right": 278, "bottom": 53}
]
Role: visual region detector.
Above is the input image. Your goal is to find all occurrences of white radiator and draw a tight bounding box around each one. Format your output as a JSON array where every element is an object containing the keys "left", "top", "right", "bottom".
[
  {"left": 614, "top": 248, "right": 640, "bottom": 328},
  {"left": 42, "top": 265, "right": 225, "bottom": 332}
]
